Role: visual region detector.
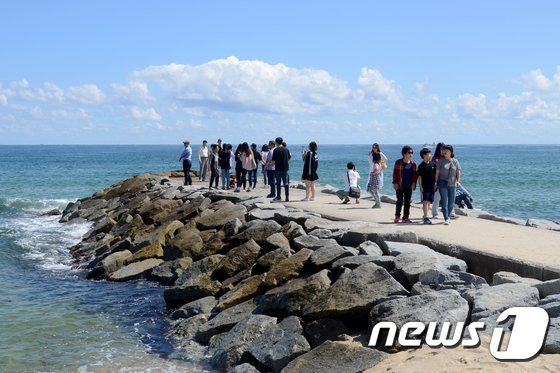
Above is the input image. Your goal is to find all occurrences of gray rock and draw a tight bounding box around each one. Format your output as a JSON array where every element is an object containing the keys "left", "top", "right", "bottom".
[
  {"left": 169, "top": 314, "right": 209, "bottom": 341},
  {"left": 41, "top": 208, "right": 62, "bottom": 216},
  {"left": 281, "top": 221, "right": 306, "bottom": 241},
  {"left": 164, "top": 228, "right": 203, "bottom": 260},
  {"left": 195, "top": 299, "right": 258, "bottom": 343},
  {"left": 95, "top": 249, "right": 133, "bottom": 276},
  {"left": 216, "top": 274, "right": 267, "bottom": 311},
  {"left": 332, "top": 255, "right": 380, "bottom": 271},
  {"left": 164, "top": 275, "right": 222, "bottom": 309},
  {"left": 108, "top": 258, "right": 163, "bottom": 282},
  {"left": 208, "top": 315, "right": 277, "bottom": 371},
  {"left": 358, "top": 241, "right": 383, "bottom": 256},
  {"left": 292, "top": 235, "right": 338, "bottom": 251},
  {"left": 258, "top": 270, "right": 332, "bottom": 316},
  {"left": 320, "top": 184, "right": 338, "bottom": 195},
  {"left": 463, "top": 283, "right": 540, "bottom": 322},
  {"left": 419, "top": 269, "right": 488, "bottom": 293},
  {"left": 196, "top": 204, "right": 247, "bottom": 230},
  {"left": 526, "top": 219, "right": 560, "bottom": 232},
  {"left": 309, "top": 244, "right": 354, "bottom": 270},
  {"left": 280, "top": 341, "right": 387, "bottom": 373},
  {"left": 213, "top": 239, "right": 261, "bottom": 280},
  {"left": 233, "top": 220, "right": 283, "bottom": 242},
  {"left": 248, "top": 316, "right": 311, "bottom": 372},
  {"left": 371, "top": 256, "right": 396, "bottom": 272},
  {"left": 264, "top": 232, "right": 291, "bottom": 252},
  {"left": 368, "top": 290, "right": 469, "bottom": 343},
  {"left": 304, "top": 318, "right": 351, "bottom": 348},
  {"left": 223, "top": 218, "right": 243, "bottom": 238},
  {"left": 544, "top": 317, "right": 560, "bottom": 353},
  {"left": 534, "top": 279, "right": 560, "bottom": 298},
  {"left": 334, "top": 227, "right": 418, "bottom": 249},
  {"left": 264, "top": 249, "right": 313, "bottom": 289},
  {"left": 150, "top": 257, "right": 193, "bottom": 285},
  {"left": 254, "top": 248, "right": 293, "bottom": 274},
  {"left": 227, "top": 363, "right": 260, "bottom": 373},
  {"left": 175, "top": 254, "right": 225, "bottom": 286},
  {"left": 492, "top": 271, "right": 542, "bottom": 286},
  {"left": 303, "top": 263, "right": 408, "bottom": 319},
  {"left": 247, "top": 209, "right": 278, "bottom": 221},
  {"left": 539, "top": 297, "right": 560, "bottom": 318},
  {"left": 170, "top": 296, "right": 217, "bottom": 320},
  {"left": 309, "top": 229, "right": 333, "bottom": 239}
]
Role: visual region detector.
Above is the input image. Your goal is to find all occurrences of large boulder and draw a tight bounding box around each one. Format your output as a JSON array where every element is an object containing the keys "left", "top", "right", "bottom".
[
  {"left": 302, "top": 263, "right": 408, "bottom": 320},
  {"left": 463, "top": 283, "right": 540, "bottom": 322},
  {"left": 108, "top": 258, "right": 163, "bottom": 282},
  {"left": 418, "top": 269, "right": 488, "bottom": 294},
  {"left": 264, "top": 232, "right": 291, "bottom": 252},
  {"left": 280, "top": 341, "right": 387, "bottom": 373},
  {"left": 544, "top": 317, "right": 560, "bottom": 353},
  {"left": 195, "top": 300, "right": 258, "bottom": 344},
  {"left": 304, "top": 318, "right": 351, "bottom": 348},
  {"left": 253, "top": 248, "right": 292, "bottom": 274},
  {"left": 258, "top": 270, "right": 332, "bottom": 316},
  {"left": 309, "top": 244, "right": 354, "bottom": 270},
  {"left": 164, "top": 228, "right": 203, "bottom": 260},
  {"left": 170, "top": 296, "right": 218, "bottom": 320},
  {"left": 232, "top": 220, "right": 283, "bottom": 242},
  {"left": 164, "top": 275, "right": 222, "bottom": 309},
  {"left": 175, "top": 254, "right": 225, "bottom": 286},
  {"left": 358, "top": 241, "right": 383, "bottom": 256},
  {"left": 213, "top": 239, "right": 261, "bottom": 280},
  {"left": 216, "top": 274, "right": 267, "bottom": 311},
  {"left": 292, "top": 235, "right": 338, "bottom": 251},
  {"left": 264, "top": 249, "right": 313, "bottom": 289},
  {"left": 150, "top": 257, "right": 193, "bottom": 285},
  {"left": 492, "top": 271, "right": 541, "bottom": 286},
  {"left": 196, "top": 204, "right": 247, "bottom": 230},
  {"left": 332, "top": 255, "right": 380, "bottom": 271},
  {"left": 281, "top": 221, "right": 306, "bottom": 241}
]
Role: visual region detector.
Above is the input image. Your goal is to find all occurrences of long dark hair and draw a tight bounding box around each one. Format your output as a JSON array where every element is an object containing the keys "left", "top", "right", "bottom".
[{"left": 434, "top": 142, "right": 445, "bottom": 159}]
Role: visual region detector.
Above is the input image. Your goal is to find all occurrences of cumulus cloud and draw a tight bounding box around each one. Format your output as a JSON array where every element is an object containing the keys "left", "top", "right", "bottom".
[
  {"left": 67, "top": 84, "right": 105, "bottom": 104},
  {"left": 129, "top": 106, "right": 162, "bottom": 121},
  {"left": 455, "top": 93, "right": 488, "bottom": 119},
  {"left": 111, "top": 80, "right": 154, "bottom": 104},
  {"left": 133, "top": 56, "right": 352, "bottom": 114}
]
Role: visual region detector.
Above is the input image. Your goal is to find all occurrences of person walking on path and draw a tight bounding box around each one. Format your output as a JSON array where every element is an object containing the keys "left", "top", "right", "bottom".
[
  {"left": 250, "top": 143, "right": 261, "bottom": 190},
  {"left": 392, "top": 145, "right": 417, "bottom": 223},
  {"left": 431, "top": 142, "right": 445, "bottom": 218},
  {"left": 198, "top": 140, "right": 209, "bottom": 182},
  {"left": 301, "top": 141, "right": 319, "bottom": 201},
  {"left": 336, "top": 162, "right": 361, "bottom": 204},
  {"left": 368, "top": 152, "right": 383, "bottom": 208},
  {"left": 265, "top": 140, "right": 276, "bottom": 198},
  {"left": 367, "top": 143, "right": 388, "bottom": 197},
  {"left": 179, "top": 139, "right": 193, "bottom": 186},
  {"left": 435, "top": 144, "right": 462, "bottom": 225},
  {"left": 208, "top": 144, "right": 220, "bottom": 190},
  {"left": 219, "top": 144, "right": 232, "bottom": 190},
  {"left": 271, "top": 137, "right": 291, "bottom": 202},
  {"left": 260, "top": 144, "right": 269, "bottom": 187},
  {"left": 417, "top": 147, "right": 437, "bottom": 224}
]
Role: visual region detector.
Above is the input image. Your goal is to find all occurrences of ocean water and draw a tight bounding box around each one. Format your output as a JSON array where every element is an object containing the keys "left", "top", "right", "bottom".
[{"left": 0, "top": 144, "right": 558, "bottom": 372}]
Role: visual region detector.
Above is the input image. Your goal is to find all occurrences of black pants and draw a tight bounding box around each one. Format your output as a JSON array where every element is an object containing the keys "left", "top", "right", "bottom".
[
  {"left": 182, "top": 160, "right": 192, "bottom": 185},
  {"left": 267, "top": 170, "right": 276, "bottom": 196},
  {"left": 395, "top": 188, "right": 413, "bottom": 219},
  {"left": 209, "top": 170, "right": 219, "bottom": 188}
]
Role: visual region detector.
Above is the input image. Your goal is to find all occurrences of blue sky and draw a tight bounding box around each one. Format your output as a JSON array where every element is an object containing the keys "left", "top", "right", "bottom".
[{"left": 1, "top": 0, "right": 560, "bottom": 144}]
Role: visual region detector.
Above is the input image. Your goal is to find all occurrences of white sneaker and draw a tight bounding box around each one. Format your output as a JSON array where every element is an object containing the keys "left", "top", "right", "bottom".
[
  {"left": 444, "top": 219, "right": 450, "bottom": 225},
  {"left": 301, "top": 197, "right": 310, "bottom": 201},
  {"left": 309, "top": 197, "right": 315, "bottom": 201}
]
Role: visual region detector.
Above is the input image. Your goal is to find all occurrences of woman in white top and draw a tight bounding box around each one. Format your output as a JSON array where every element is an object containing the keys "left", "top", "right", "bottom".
[
  {"left": 336, "top": 162, "right": 361, "bottom": 204},
  {"left": 367, "top": 143, "right": 388, "bottom": 192}
]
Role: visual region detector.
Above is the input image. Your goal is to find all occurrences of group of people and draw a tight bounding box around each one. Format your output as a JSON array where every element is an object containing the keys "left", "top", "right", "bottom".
[{"left": 180, "top": 139, "right": 470, "bottom": 225}]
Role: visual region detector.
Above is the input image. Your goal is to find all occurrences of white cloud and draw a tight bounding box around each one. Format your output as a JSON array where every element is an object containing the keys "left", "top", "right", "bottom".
[
  {"left": 129, "top": 106, "right": 162, "bottom": 121},
  {"left": 111, "top": 81, "right": 154, "bottom": 104},
  {"left": 134, "top": 56, "right": 352, "bottom": 114},
  {"left": 0, "top": 94, "right": 7, "bottom": 106},
  {"left": 67, "top": 84, "right": 105, "bottom": 104},
  {"left": 455, "top": 93, "right": 487, "bottom": 119}
]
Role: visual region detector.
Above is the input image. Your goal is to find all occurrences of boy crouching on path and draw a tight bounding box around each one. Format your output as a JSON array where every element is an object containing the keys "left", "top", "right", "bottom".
[{"left": 417, "top": 148, "right": 437, "bottom": 224}]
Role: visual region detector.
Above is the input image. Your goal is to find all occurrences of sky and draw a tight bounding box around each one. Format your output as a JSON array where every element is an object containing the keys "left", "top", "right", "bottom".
[{"left": 1, "top": 0, "right": 560, "bottom": 145}]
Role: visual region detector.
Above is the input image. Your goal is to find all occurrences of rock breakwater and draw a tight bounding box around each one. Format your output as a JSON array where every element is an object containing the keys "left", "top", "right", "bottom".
[{"left": 61, "top": 173, "right": 560, "bottom": 371}]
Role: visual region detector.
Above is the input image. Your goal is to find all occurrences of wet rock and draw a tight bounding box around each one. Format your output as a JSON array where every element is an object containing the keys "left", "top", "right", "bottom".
[
  {"left": 169, "top": 314, "right": 208, "bottom": 340},
  {"left": 280, "top": 341, "right": 387, "bottom": 373},
  {"left": 228, "top": 363, "right": 260, "bottom": 373},
  {"left": 195, "top": 300, "right": 258, "bottom": 343},
  {"left": 164, "top": 275, "right": 222, "bottom": 309},
  {"left": 170, "top": 296, "right": 217, "bottom": 320},
  {"left": 303, "top": 263, "right": 408, "bottom": 320},
  {"left": 258, "top": 270, "right": 331, "bottom": 316},
  {"left": 41, "top": 208, "right": 61, "bottom": 216}
]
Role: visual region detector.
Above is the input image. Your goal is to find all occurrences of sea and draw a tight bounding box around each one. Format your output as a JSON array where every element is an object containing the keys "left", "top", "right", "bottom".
[{"left": 0, "top": 144, "right": 558, "bottom": 372}]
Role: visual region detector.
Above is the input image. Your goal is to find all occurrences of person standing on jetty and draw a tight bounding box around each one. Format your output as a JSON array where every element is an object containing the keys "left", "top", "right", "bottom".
[
  {"left": 367, "top": 143, "right": 388, "bottom": 194},
  {"left": 336, "top": 162, "right": 361, "bottom": 204},
  {"left": 250, "top": 143, "right": 261, "bottom": 190},
  {"left": 368, "top": 152, "right": 383, "bottom": 208},
  {"left": 392, "top": 145, "right": 417, "bottom": 223},
  {"left": 272, "top": 137, "right": 291, "bottom": 202},
  {"left": 198, "top": 140, "right": 209, "bottom": 182},
  {"left": 265, "top": 140, "right": 276, "bottom": 198},
  {"left": 234, "top": 144, "right": 244, "bottom": 191},
  {"left": 301, "top": 141, "right": 319, "bottom": 201},
  {"left": 219, "top": 143, "right": 232, "bottom": 190},
  {"left": 261, "top": 144, "right": 269, "bottom": 187},
  {"left": 417, "top": 147, "right": 437, "bottom": 224},
  {"left": 208, "top": 144, "right": 220, "bottom": 190},
  {"left": 235, "top": 142, "right": 255, "bottom": 192},
  {"left": 435, "top": 144, "right": 462, "bottom": 225},
  {"left": 179, "top": 139, "right": 193, "bottom": 186},
  {"left": 431, "top": 142, "right": 445, "bottom": 218}
]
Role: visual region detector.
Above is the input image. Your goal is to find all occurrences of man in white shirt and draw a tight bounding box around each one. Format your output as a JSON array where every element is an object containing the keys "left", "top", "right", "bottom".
[
  {"left": 336, "top": 162, "right": 361, "bottom": 204},
  {"left": 198, "top": 140, "right": 209, "bottom": 182}
]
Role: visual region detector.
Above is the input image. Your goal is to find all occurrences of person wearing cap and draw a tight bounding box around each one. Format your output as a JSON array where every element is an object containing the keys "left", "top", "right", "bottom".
[
  {"left": 179, "top": 139, "right": 193, "bottom": 185},
  {"left": 198, "top": 140, "right": 209, "bottom": 182}
]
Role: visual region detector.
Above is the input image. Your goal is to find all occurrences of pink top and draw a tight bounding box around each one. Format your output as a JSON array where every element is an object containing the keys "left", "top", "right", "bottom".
[{"left": 241, "top": 151, "right": 254, "bottom": 170}]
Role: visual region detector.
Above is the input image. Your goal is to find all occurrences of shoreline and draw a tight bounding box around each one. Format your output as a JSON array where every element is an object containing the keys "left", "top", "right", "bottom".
[{"left": 57, "top": 171, "right": 560, "bottom": 372}]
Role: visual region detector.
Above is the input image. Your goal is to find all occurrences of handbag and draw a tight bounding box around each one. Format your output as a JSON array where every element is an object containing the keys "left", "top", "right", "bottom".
[{"left": 347, "top": 172, "right": 361, "bottom": 198}]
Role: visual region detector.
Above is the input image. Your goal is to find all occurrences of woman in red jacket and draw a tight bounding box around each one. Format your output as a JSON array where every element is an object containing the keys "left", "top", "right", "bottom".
[{"left": 392, "top": 145, "right": 417, "bottom": 223}]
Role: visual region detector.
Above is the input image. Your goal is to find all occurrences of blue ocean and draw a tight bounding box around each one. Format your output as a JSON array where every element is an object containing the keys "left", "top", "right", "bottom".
[{"left": 0, "top": 144, "right": 558, "bottom": 372}]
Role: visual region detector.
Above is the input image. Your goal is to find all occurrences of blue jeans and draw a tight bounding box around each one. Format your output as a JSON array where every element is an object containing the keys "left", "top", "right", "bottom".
[
  {"left": 275, "top": 171, "right": 290, "bottom": 199},
  {"left": 238, "top": 169, "right": 248, "bottom": 189},
  {"left": 438, "top": 180, "right": 456, "bottom": 220},
  {"left": 221, "top": 168, "right": 230, "bottom": 188},
  {"left": 248, "top": 169, "right": 257, "bottom": 188}
]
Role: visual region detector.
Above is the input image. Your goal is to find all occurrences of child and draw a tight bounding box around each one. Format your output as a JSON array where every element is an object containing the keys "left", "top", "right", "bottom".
[
  {"left": 455, "top": 183, "right": 474, "bottom": 209},
  {"left": 336, "top": 162, "right": 361, "bottom": 204},
  {"left": 208, "top": 144, "right": 220, "bottom": 190},
  {"left": 368, "top": 152, "right": 383, "bottom": 208},
  {"left": 417, "top": 148, "right": 436, "bottom": 224}
]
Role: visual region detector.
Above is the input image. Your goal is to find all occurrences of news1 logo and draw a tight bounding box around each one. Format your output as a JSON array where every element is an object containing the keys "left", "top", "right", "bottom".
[{"left": 368, "top": 307, "right": 550, "bottom": 360}]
